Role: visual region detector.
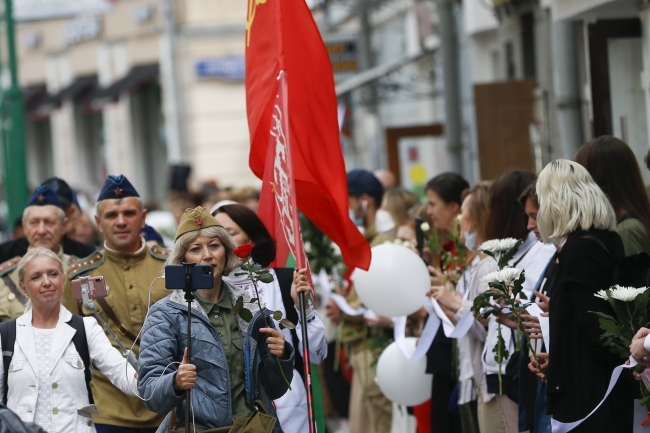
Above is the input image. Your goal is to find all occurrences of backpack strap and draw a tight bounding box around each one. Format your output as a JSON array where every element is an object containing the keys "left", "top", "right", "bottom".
[
  {"left": 67, "top": 315, "right": 94, "bottom": 404},
  {"left": 0, "top": 320, "right": 16, "bottom": 405},
  {"left": 273, "top": 267, "right": 305, "bottom": 383}
]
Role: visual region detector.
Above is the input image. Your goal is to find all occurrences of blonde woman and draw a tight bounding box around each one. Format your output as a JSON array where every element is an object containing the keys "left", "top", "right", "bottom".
[
  {"left": 138, "top": 207, "right": 294, "bottom": 432},
  {"left": 536, "top": 159, "right": 633, "bottom": 433},
  {"left": 0, "top": 247, "right": 138, "bottom": 432}
]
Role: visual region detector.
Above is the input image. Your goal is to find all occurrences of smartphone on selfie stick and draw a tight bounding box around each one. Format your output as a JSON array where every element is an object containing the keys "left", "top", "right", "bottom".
[
  {"left": 165, "top": 263, "right": 214, "bottom": 433},
  {"left": 72, "top": 276, "right": 139, "bottom": 370}
]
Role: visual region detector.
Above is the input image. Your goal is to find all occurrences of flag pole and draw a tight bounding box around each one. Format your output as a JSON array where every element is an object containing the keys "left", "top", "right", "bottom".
[
  {"left": 298, "top": 292, "right": 316, "bottom": 433},
  {"left": 277, "top": 69, "right": 317, "bottom": 433}
]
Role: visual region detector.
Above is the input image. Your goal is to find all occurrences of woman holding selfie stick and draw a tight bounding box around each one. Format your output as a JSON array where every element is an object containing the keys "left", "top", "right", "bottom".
[
  {"left": 138, "top": 207, "right": 294, "bottom": 433},
  {"left": 0, "top": 247, "right": 138, "bottom": 433}
]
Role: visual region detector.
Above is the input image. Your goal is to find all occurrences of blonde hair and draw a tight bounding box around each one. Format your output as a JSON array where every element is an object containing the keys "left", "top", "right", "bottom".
[
  {"left": 537, "top": 159, "right": 616, "bottom": 245},
  {"left": 383, "top": 188, "right": 420, "bottom": 227},
  {"left": 462, "top": 181, "right": 491, "bottom": 240},
  {"left": 17, "top": 247, "right": 64, "bottom": 312},
  {"left": 165, "top": 226, "right": 239, "bottom": 276}
]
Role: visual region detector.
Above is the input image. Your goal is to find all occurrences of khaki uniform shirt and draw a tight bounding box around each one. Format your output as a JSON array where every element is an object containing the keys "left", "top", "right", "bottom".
[
  {"left": 195, "top": 288, "right": 250, "bottom": 421},
  {"left": 0, "top": 249, "right": 70, "bottom": 322},
  {"left": 66, "top": 239, "right": 169, "bottom": 428}
]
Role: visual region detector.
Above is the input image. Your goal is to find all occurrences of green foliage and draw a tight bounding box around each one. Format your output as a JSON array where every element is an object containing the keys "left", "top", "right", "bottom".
[
  {"left": 279, "top": 318, "right": 296, "bottom": 330},
  {"left": 239, "top": 308, "right": 253, "bottom": 323},
  {"left": 590, "top": 285, "right": 650, "bottom": 413},
  {"left": 300, "top": 214, "right": 343, "bottom": 274},
  {"left": 273, "top": 310, "right": 283, "bottom": 321},
  {"left": 259, "top": 272, "right": 274, "bottom": 284}
]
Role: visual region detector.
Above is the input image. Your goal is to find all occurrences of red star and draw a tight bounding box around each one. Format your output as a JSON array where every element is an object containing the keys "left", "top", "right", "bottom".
[
  {"left": 115, "top": 188, "right": 123, "bottom": 196},
  {"left": 195, "top": 219, "right": 203, "bottom": 227},
  {"left": 37, "top": 195, "right": 45, "bottom": 202}
]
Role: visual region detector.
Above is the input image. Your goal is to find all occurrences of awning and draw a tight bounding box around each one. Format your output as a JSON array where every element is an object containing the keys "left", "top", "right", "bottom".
[
  {"left": 86, "top": 64, "right": 159, "bottom": 110},
  {"left": 28, "top": 76, "right": 98, "bottom": 120},
  {"left": 23, "top": 84, "right": 47, "bottom": 110},
  {"left": 335, "top": 49, "right": 435, "bottom": 96}
]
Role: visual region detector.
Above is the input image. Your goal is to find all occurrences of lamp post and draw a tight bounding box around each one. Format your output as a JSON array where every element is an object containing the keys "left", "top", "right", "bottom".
[{"left": 1, "top": 0, "right": 28, "bottom": 225}]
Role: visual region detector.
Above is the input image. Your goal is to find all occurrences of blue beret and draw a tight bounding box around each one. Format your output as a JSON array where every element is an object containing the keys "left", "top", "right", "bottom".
[
  {"left": 97, "top": 175, "right": 140, "bottom": 201},
  {"left": 26, "top": 185, "right": 63, "bottom": 209},
  {"left": 347, "top": 169, "right": 383, "bottom": 197},
  {"left": 140, "top": 224, "right": 164, "bottom": 244}
]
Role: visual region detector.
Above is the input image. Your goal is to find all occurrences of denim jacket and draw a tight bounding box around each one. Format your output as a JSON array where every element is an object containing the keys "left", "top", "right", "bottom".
[{"left": 138, "top": 281, "right": 294, "bottom": 432}]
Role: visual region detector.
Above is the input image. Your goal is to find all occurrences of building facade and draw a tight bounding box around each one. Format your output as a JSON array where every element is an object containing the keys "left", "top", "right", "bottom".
[{"left": 16, "top": 0, "right": 257, "bottom": 206}]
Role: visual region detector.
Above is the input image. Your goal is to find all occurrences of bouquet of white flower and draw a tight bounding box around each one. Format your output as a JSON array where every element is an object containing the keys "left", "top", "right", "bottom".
[
  {"left": 471, "top": 238, "right": 533, "bottom": 394},
  {"left": 591, "top": 285, "right": 650, "bottom": 415}
]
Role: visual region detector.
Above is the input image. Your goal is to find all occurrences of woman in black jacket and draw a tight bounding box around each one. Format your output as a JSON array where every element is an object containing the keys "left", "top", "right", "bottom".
[{"left": 536, "top": 159, "right": 633, "bottom": 432}]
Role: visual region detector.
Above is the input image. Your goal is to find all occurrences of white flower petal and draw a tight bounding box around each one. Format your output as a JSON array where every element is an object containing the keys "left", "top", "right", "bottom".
[
  {"left": 420, "top": 222, "right": 431, "bottom": 232},
  {"left": 480, "top": 267, "right": 522, "bottom": 285},
  {"left": 479, "top": 238, "right": 520, "bottom": 254},
  {"left": 594, "top": 290, "right": 608, "bottom": 300}
]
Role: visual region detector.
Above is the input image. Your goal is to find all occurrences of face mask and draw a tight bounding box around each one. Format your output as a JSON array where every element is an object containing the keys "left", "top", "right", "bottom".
[
  {"left": 464, "top": 231, "right": 478, "bottom": 251},
  {"left": 349, "top": 199, "right": 368, "bottom": 227},
  {"left": 375, "top": 210, "right": 395, "bottom": 234}
]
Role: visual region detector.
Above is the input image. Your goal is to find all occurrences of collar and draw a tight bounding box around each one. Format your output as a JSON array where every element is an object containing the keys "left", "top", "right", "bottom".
[
  {"left": 509, "top": 231, "right": 538, "bottom": 266},
  {"left": 16, "top": 304, "right": 72, "bottom": 326},
  {"left": 103, "top": 237, "right": 147, "bottom": 263},
  {"left": 195, "top": 285, "right": 232, "bottom": 311}
]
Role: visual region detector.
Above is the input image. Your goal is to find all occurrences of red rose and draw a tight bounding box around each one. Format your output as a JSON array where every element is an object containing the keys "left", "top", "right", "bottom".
[{"left": 233, "top": 242, "right": 255, "bottom": 258}]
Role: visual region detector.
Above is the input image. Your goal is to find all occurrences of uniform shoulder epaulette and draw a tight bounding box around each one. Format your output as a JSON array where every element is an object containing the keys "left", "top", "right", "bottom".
[
  {"left": 0, "top": 256, "right": 21, "bottom": 277},
  {"left": 149, "top": 244, "right": 171, "bottom": 261},
  {"left": 67, "top": 250, "right": 104, "bottom": 280}
]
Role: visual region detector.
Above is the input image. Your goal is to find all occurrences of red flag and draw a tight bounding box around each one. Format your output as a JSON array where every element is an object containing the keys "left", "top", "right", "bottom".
[{"left": 245, "top": 0, "right": 371, "bottom": 271}]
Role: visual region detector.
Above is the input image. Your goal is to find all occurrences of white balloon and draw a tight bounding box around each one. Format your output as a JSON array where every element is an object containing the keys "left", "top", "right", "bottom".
[
  {"left": 352, "top": 243, "right": 429, "bottom": 317},
  {"left": 376, "top": 338, "right": 432, "bottom": 406}
]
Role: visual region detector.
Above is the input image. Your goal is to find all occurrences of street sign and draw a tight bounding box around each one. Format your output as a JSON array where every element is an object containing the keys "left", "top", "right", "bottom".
[
  {"left": 14, "top": 0, "right": 112, "bottom": 21},
  {"left": 323, "top": 36, "right": 358, "bottom": 78},
  {"left": 195, "top": 56, "right": 245, "bottom": 82}
]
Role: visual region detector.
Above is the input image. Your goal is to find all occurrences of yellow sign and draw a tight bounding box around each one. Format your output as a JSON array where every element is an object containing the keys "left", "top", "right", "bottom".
[
  {"left": 246, "top": 0, "right": 268, "bottom": 47},
  {"left": 409, "top": 164, "right": 427, "bottom": 185}
]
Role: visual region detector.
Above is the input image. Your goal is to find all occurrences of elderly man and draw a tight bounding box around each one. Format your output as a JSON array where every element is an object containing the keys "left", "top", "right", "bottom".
[
  {"left": 66, "top": 175, "right": 169, "bottom": 433},
  {"left": 0, "top": 185, "right": 71, "bottom": 321},
  {"left": 0, "top": 177, "right": 96, "bottom": 262}
]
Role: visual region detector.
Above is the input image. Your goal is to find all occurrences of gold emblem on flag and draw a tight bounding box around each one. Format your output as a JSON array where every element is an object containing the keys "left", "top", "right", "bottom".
[{"left": 246, "top": 0, "right": 268, "bottom": 47}]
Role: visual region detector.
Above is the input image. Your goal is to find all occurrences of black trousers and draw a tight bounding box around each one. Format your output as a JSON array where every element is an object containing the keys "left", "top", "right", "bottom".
[{"left": 430, "top": 373, "right": 461, "bottom": 433}]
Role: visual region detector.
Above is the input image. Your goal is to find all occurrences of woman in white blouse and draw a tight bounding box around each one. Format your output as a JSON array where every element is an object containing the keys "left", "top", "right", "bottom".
[
  {"left": 0, "top": 247, "right": 138, "bottom": 432},
  {"left": 214, "top": 204, "right": 328, "bottom": 433}
]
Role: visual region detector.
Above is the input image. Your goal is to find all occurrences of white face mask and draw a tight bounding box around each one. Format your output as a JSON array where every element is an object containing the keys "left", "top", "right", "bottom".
[
  {"left": 375, "top": 209, "right": 396, "bottom": 234},
  {"left": 464, "top": 231, "right": 478, "bottom": 251}
]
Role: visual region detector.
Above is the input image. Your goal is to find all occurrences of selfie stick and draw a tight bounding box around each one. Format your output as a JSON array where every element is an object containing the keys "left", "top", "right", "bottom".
[
  {"left": 182, "top": 262, "right": 197, "bottom": 433},
  {"left": 79, "top": 276, "right": 139, "bottom": 370}
]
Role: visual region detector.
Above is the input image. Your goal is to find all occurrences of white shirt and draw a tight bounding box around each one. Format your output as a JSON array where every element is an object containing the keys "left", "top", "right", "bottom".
[
  {"left": 0, "top": 306, "right": 138, "bottom": 433},
  {"left": 481, "top": 231, "right": 556, "bottom": 376},
  {"left": 224, "top": 266, "right": 327, "bottom": 433}
]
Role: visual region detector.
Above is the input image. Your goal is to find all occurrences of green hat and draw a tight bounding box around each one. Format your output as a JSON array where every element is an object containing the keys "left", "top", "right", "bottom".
[{"left": 175, "top": 206, "right": 222, "bottom": 240}]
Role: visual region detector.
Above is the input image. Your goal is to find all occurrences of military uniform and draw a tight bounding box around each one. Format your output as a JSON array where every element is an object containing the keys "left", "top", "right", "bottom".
[
  {"left": 0, "top": 250, "right": 72, "bottom": 322},
  {"left": 68, "top": 240, "right": 170, "bottom": 429}
]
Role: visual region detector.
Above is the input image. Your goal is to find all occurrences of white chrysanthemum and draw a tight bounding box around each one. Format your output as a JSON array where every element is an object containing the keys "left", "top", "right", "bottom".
[
  {"left": 594, "top": 290, "right": 609, "bottom": 300},
  {"left": 394, "top": 239, "right": 404, "bottom": 246},
  {"left": 480, "top": 267, "right": 522, "bottom": 285},
  {"left": 609, "top": 285, "right": 648, "bottom": 302},
  {"left": 479, "top": 238, "right": 520, "bottom": 254},
  {"left": 403, "top": 241, "right": 414, "bottom": 249},
  {"left": 420, "top": 222, "right": 431, "bottom": 232}
]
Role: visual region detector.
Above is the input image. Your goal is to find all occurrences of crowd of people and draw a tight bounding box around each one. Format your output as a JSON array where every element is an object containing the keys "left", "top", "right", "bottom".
[
  {"left": 1, "top": 134, "right": 650, "bottom": 433},
  {"left": 325, "top": 135, "right": 650, "bottom": 433}
]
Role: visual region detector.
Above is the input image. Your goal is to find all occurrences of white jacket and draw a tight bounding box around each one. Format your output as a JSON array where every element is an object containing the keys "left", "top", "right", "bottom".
[
  {"left": 0, "top": 306, "right": 138, "bottom": 433},
  {"left": 224, "top": 267, "right": 328, "bottom": 433}
]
